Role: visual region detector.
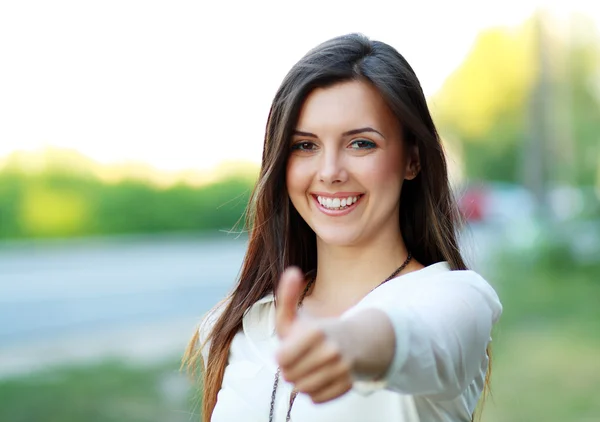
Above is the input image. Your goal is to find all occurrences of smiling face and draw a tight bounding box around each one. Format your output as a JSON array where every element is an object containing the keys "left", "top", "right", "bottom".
[{"left": 286, "top": 80, "right": 418, "bottom": 247}]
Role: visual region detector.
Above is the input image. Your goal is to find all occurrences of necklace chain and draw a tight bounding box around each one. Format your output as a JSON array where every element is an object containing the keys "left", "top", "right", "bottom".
[{"left": 268, "top": 252, "right": 413, "bottom": 422}]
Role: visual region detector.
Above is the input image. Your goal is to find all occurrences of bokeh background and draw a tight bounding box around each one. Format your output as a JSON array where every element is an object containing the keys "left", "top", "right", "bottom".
[{"left": 1, "top": 1, "right": 599, "bottom": 421}]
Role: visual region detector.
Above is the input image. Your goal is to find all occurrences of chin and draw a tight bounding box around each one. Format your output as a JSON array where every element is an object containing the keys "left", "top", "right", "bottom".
[{"left": 313, "top": 225, "right": 363, "bottom": 247}]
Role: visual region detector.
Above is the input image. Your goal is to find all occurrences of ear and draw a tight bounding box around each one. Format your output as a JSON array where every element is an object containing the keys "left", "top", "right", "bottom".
[{"left": 404, "top": 144, "right": 420, "bottom": 181}]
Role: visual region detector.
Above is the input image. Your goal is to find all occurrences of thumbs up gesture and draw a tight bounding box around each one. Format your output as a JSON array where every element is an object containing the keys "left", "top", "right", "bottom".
[{"left": 275, "top": 267, "right": 354, "bottom": 404}]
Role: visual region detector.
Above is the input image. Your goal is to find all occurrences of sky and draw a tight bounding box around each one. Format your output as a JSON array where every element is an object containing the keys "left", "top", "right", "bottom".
[{"left": 1, "top": 1, "right": 599, "bottom": 171}]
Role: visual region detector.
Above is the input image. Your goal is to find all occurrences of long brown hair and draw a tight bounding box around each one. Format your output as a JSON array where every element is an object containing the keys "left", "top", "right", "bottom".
[{"left": 183, "top": 33, "right": 491, "bottom": 421}]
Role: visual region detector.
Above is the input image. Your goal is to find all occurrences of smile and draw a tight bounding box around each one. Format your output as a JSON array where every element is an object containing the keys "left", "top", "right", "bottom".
[{"left": 312, "top": 194, "right": 364, "bottom": 215}]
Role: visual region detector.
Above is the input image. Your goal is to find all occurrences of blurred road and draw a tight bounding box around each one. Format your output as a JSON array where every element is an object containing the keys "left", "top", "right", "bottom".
[
  {"left": 0, "top": 234, "right": 246, "bottom": 344},
  {"left": 0, "top": 234, "right": 247, "bottom": 377}
]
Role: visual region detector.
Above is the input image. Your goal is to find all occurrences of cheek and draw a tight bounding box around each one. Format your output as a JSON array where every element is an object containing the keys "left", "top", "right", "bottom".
[
  {"left": 361, "top": 155, "right": 403, "bottom": 186},
  {"left": 286, "top": 158, "right": 310, "bottom": 195}
]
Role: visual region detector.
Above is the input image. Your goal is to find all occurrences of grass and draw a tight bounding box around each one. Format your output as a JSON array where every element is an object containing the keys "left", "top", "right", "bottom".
[
  {"left": 0, "top": 360, "right": 199, "bottom": 422},
  {"left": 482, "top": 327, "right": 600, "bottom": 422},
  {"left": 479, "top": 248, "right": 600, "bottom": 422},
  {"left": 490, "top": 248, "right": 600, "bottom": 334}
]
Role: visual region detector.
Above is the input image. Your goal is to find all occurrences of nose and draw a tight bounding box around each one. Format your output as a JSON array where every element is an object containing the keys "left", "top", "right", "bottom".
[{"left": 318, "top": 148, "right": 348, "bottom": 185}]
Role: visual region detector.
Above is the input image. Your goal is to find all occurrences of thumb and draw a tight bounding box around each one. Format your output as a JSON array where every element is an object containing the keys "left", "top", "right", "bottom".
[{"left": 275, "top": 267, "right": 305, "bottom": 338}]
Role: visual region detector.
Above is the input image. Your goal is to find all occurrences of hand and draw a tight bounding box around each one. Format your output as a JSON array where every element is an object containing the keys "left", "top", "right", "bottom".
[{"left": 275, "top": 267, "right": 354, "bottom": 404}]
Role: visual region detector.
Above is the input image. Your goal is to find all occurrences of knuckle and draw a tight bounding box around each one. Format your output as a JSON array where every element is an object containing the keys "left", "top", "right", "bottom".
[
  {"left": 298, "top": 382, "right": 317, "bottom": 395},
  {"left": 280, "top": 368, "right": 291, "bottom": 381},
  {"left": 311, "top": 394, "right": 324, "bottom": 404},
  {"left": 297, "top": 375, "right": 325, "bottom": 395},
  {"left": 323, "top": 341, "right": 342, "bottom": 361},
  {"left": 307, "top": 325, "right": 326, "bottom": 342},
  {"left": 338, "top": 358, "right": 351, "bottom": 374},
  {"left": 295, "top": 380, "right": 311, "bottom": 394}
]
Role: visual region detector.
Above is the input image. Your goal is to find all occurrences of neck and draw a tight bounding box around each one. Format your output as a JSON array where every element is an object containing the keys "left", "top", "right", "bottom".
[{"left": 307, "top": 229, "right": 411, "bottom": 316}]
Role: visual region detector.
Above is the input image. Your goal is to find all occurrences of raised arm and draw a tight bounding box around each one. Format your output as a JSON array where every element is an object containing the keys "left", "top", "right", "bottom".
[
  {"left": 340, "top": 271, "right": 502, "bottom": 399},
  {"left": 275, "top": 268, "right": 502, "bottom": 403}
]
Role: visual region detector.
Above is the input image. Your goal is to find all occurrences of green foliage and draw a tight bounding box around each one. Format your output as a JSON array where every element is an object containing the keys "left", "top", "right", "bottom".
[
  {"left": 0, "top": 168, "right": 255, "bottom": 240},
  {"left": 0, "top": 360, "right": 195, "bottom": 422},
  {"left": 432, "top": 21, "right": 536, "bottom": 182},
  {"left": 433, "top": 13, "right": 600, "bottom": 185}
]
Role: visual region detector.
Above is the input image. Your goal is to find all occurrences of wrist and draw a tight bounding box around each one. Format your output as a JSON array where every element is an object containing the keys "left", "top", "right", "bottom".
[{"left": 340, "top": 309, "right": 396, "bottom": 380}]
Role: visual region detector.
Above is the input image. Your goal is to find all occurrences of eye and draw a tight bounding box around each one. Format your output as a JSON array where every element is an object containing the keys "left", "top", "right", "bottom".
[
  {"left": 291, "top": 141, "right": 318, "bottom": 151},
  {"left": 349, "top": 139, "right": 376, "bottom": 150}
]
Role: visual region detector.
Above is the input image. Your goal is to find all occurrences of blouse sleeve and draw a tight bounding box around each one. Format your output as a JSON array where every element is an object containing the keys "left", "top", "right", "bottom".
[{"left": 345, "top": 269, "right": 502, "bottom": 400}]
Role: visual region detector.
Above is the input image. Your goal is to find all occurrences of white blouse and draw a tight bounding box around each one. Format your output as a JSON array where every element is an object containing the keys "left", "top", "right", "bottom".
[{"left": 199, "top": 262, "right": 502, "bottom": 422}]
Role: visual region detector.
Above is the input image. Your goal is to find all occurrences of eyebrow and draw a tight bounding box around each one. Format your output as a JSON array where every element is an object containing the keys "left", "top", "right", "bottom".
[{"left": 292, "top": 127, "right": 385, "bottom": 139}]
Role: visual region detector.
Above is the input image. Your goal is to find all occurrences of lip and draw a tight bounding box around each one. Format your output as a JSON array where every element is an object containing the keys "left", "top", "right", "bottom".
[
  {"left": 311, "top": 191, "right": 364, "bottom": 198},
  {"left": 311, "top": 193, "right": 364, "bottom": 216}
]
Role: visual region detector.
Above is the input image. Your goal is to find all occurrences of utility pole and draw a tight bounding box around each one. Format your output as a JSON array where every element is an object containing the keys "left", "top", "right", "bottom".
[{"left": 523, "top": 11, "right": 552, "bottom": 219}]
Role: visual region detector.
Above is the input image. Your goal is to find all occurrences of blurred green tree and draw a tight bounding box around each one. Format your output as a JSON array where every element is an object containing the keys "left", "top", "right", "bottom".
[
  {"left": 0, "top": 149, "right": 256, "bottom": 240},
  {"left": 432, "top": 13, "right": 600, "bottom": 185}
]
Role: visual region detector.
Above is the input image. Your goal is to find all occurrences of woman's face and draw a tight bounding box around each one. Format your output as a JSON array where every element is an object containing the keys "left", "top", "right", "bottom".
[{"left": 286, "top": 80, "right": 417, "bottom": 247}]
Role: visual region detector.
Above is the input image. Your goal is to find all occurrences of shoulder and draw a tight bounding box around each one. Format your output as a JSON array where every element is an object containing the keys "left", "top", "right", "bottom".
[
  {"left": 426, "top": 264, "right": 502, "bottom": 320},
  {"left": 400, "top": 262, "right": 498, "bottom": 299},
  {"left": 241, "top": 293, "right": 276, "bottom": 339},
  {"left": 349, "top": 262, "right": 502, "bottom": 323},
  {"left": 198, "top": 293, "right": 277, "bottom": 363}
]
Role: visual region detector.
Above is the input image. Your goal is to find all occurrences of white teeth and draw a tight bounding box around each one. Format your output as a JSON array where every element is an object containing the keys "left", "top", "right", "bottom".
[{"left": 317, "top": 195, "right": 361, "bottom": 210}]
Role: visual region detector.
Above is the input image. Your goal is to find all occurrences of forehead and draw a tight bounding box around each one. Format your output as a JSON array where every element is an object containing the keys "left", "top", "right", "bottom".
[{"left": 295, "top": 80, "right": 400, "bottom": 136}]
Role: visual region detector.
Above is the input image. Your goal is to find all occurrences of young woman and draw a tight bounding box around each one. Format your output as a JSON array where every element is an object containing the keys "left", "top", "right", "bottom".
[{"left": 184, "top": 33, "right": 502, "bottom": 422}]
